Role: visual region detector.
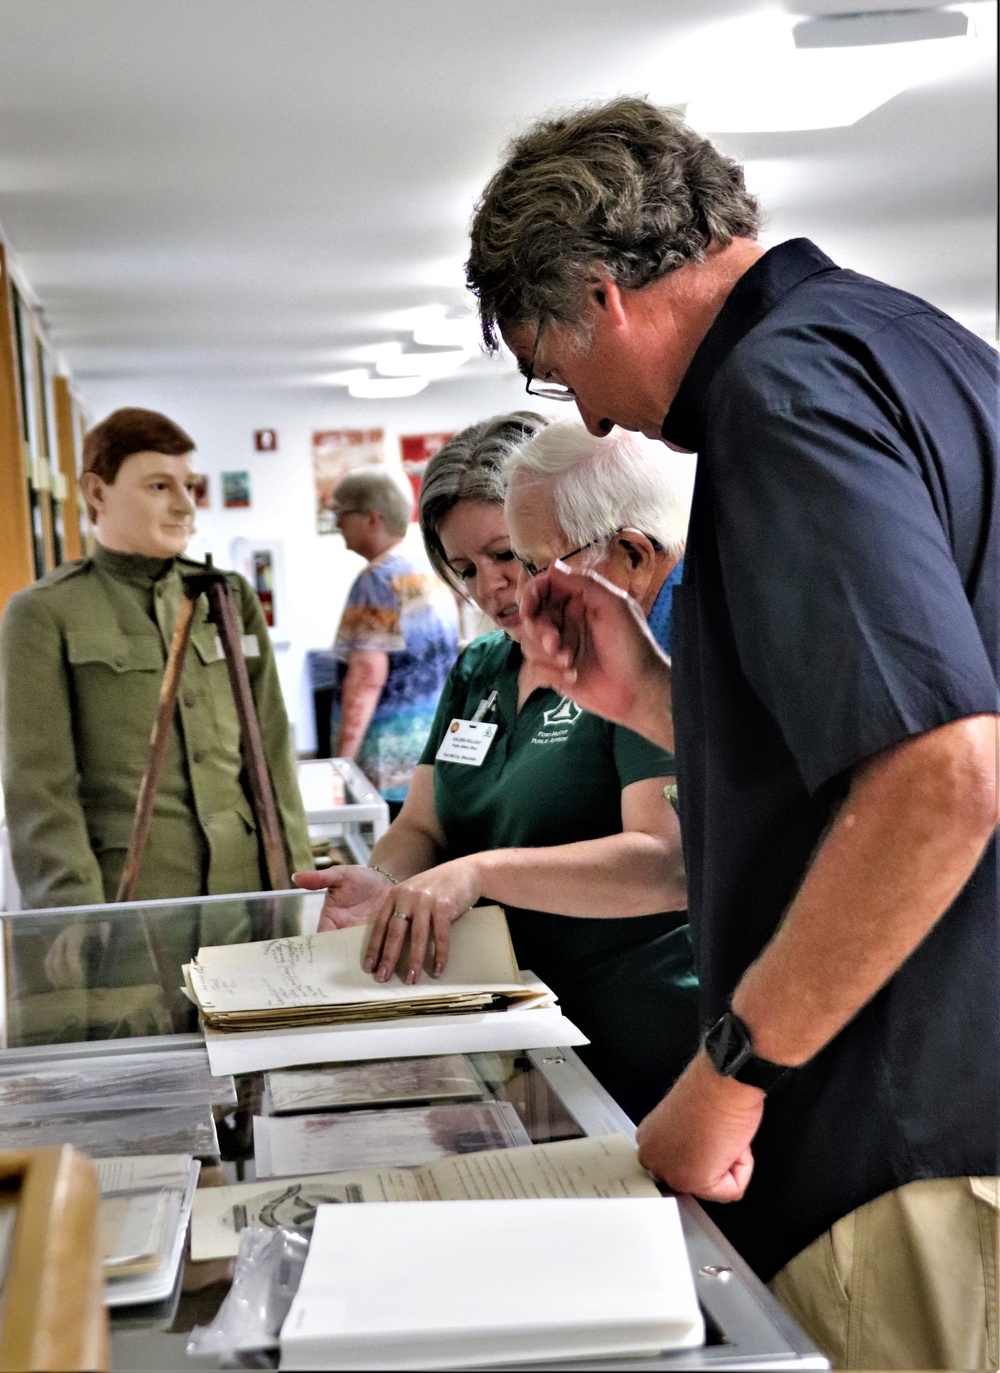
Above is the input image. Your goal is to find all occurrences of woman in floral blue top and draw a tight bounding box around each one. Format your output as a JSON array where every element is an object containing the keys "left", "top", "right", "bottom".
[{"left": 330, "top": 466, "right": 458, "bottom": 808}]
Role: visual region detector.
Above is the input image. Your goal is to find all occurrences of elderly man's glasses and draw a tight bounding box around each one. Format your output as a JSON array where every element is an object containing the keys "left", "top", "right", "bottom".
[
  {"left": 512, "top": 528, "right": 665, "bottom": 579},
  {"left": 511, "top": 541, "right": 595, "bottom": 579},
  {"left": 524, "top": 321, "right": 575, "bottom": 402}
]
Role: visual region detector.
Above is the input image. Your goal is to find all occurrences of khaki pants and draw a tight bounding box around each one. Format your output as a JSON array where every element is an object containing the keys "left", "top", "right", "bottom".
[{"left": 770, "top": 1177, "right": 999, "bottom": 1370}]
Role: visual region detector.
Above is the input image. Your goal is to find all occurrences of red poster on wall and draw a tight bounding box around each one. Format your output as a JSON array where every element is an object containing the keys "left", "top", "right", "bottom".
[{"left": 400, "top": 433, "right": 454, "bottom": 512}]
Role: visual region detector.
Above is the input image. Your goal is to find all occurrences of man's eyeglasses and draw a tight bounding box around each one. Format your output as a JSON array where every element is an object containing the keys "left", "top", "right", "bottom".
[
  {"left": 332, "top": 506, "right": 365, "bottom": 522},
  {"left": 512, "top": 528, "right": 664, "bottom": 579},
  {"left": 524, "top": 320, "right": 575, "bottom": 402},
  {"left": 511, "top": 541, "right": 595, "bottom": 579}
]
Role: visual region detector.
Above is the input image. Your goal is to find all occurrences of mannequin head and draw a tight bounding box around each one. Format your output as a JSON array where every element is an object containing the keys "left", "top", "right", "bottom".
[{"left": 80, "top": 408, "right": 197, "bottom": 557}]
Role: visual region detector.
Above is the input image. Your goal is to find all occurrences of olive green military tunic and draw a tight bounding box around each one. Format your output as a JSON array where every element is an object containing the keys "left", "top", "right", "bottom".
[{"left": 0, "top": 545, "right": 311, "bottom": 909}]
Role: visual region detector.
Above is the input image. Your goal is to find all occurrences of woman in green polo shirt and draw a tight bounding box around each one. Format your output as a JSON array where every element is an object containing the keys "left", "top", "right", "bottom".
[{"left": 296, "top": 414, "right": 697, "bottom": 1122}]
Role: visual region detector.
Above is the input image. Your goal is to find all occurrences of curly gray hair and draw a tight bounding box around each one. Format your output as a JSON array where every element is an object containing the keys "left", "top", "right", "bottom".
[{"left": 467, "top": 96, "right": 760, "bottom": 350}]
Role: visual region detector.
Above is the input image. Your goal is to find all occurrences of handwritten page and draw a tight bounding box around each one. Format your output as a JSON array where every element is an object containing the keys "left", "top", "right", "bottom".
[{"left": 185, "top": 905, "right": 525, "bottom": 1018}]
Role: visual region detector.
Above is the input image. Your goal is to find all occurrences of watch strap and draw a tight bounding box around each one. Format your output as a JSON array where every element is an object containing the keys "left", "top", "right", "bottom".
[{"left": 704, "top": 1010, "right": 792, "bottom": 1093}]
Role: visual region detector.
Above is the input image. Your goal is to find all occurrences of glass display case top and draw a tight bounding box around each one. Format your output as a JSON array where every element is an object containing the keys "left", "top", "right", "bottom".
[{"left": 1, "top": 888, "right": 322, "bottom": 1051}]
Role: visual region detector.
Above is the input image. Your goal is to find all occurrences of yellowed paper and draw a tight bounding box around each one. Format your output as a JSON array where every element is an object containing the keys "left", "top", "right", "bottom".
[
  {"left": 182, "top": 906, "right": 551, "bottom": 1033},
  {"left": 190, "top": 1134, "right": 658, "bottom": 1261}
]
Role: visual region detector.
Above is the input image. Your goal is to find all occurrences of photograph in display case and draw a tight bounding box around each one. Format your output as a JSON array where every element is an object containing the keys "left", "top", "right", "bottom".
[
  {"left": 253, "top": 1099, "right": 531, "bottom": 1177},
  {"left": 266, "top": 1055, "right": 484, "bottom": 1114}
]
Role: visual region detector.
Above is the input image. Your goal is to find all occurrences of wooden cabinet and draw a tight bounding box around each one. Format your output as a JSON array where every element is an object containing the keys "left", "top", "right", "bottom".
[{"left": 0, "top": 244, "right": 87, "bottom": 616}]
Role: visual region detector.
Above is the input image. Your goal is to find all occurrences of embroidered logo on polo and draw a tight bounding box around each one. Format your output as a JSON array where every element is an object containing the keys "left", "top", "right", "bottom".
[{"left": 532, "top": 697, "right": 583, "bottom": 745}]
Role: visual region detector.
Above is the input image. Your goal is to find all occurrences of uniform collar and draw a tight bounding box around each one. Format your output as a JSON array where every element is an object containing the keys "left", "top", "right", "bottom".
[
  {"left": 660, "top": 239, "right": 838, "bottom": 452},
  {"left": 93, "top": 542, "right": 175, "bottom": 588}
]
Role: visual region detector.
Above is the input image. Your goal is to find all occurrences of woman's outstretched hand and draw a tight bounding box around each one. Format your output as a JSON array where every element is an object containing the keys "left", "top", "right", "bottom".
[{"left": 293, "top": 865, "right": 394, "bottom": 930}]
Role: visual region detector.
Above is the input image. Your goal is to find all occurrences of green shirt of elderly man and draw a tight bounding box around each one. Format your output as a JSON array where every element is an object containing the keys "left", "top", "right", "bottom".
[{"left": 0, "top": 407, "right": 311, "bottom": 922}]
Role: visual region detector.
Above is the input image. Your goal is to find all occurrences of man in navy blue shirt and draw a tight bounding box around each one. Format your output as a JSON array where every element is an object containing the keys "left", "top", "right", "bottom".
[{"left": 467, "top": 97, "right": 999, "bottom": 1370}]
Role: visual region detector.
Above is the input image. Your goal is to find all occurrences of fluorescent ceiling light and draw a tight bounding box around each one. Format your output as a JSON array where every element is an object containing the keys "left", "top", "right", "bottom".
[
  {"left": 793, "top": 8, "right": 969, "bottom": 47},
  {"left": 376, "top": 348, "right": 472, "bottom": 379},
  {"left": 412, "top": 315, "right": 481, "bottom": 349},
  {"left": 347, "top": 376, "right": 428, "bottom": 399},
  {"left": 319, "top": 369, "right": 370, "bottom": 387},
  {"left": 667, "top": 6, "right": 983, "bottom": 132}
]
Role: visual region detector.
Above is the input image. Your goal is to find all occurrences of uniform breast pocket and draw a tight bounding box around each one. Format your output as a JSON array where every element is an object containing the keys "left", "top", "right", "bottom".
[
  {"left": 190, "top": 628, "right": 242, "bottom": 754},
  {"left": 66, "top": 632, "right": 165, "bottom": 762}
]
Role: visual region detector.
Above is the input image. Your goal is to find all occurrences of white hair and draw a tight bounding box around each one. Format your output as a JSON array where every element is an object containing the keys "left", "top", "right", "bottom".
[{"left": 503, "top": 421, "right": 691, "bottom": 560}]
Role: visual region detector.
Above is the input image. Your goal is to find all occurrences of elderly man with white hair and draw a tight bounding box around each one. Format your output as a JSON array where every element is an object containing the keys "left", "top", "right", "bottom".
[{"left": 502, "top": 420, "right": 689, "bottom": 656}]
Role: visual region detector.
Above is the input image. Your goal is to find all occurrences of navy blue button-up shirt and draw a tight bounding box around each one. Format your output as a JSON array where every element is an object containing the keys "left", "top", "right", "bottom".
[{"left": 663, "top": 238, "right": 999, "bottom": 1279}]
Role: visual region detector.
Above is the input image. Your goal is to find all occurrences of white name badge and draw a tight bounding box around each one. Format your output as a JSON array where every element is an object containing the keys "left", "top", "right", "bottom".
[
  {"left": 435, "top": 719, "right": 498, "bottom": 766},
  {"left": 213, "top": 633, "right": 261, "bottom": 661}
]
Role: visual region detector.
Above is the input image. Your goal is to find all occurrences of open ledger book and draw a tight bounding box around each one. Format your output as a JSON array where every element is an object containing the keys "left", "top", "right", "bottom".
[
  {"left": 191, "top": 1133, "right": 660, "bottom": 1260},
  {"left": 183, "top": 906, "right": 553, "bottom": 1031}
]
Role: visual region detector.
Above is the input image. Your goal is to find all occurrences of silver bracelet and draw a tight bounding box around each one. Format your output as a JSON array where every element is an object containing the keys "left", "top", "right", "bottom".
[{"left": 369, "top": 863, "right": 399, "bottom": 885}]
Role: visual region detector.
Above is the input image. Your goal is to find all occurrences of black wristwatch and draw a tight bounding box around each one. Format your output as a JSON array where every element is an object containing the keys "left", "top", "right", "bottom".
[{"left": 703, "top": 1010, "right": 792, "bottom": 1093}]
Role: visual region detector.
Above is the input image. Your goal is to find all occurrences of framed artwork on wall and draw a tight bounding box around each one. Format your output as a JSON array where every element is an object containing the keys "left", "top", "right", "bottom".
[
  {"left": 400, "top": 433, "right": 453, "bottom": 512},
  {"left": 222, "top": 471, "right": 251, "bottom": 509},
  {"left": 312, "top": 429, "right": 385, "bottom": 535},
  {"left": 254, "top": 429, "right": 278, "bottom": 452},
  {"left": 231, "top": 538, "right": 287, "bottom": 640}
]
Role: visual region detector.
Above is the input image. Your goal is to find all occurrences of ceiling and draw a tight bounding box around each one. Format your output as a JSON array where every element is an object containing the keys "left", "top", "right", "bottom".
[{"left": 0, "top": 0, "right": 995, "bottom": 398}]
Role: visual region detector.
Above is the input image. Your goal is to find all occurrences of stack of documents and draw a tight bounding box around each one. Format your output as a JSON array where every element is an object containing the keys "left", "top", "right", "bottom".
[
  {"left": 184, "top": 907, "right": 588, "bottom": 1074},
  {"left": 279, "top": 1193, "right": 705, "bottom": 1368},
  {"left": 97, "top": 1154, "right": 200, "bottom": 1307},
  {"left": 184, "top": 906, "right": 550, "bottom": 1030}
]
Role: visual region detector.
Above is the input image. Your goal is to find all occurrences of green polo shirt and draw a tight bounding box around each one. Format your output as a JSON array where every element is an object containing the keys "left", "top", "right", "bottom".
[
  {"left": 420, "top": 632, "right": 699, "bottom": 1121},
  {"left": 421, "top": 631, "right": 672, "bottom": 866}
]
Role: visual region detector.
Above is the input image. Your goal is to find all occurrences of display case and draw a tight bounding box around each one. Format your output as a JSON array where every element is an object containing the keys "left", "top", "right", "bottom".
[
  {"left": 0, "top": 891, "right": 826, "bottom": 1370},
  {"left": 297, "top": 757, "right": 390, "bottom": 865}
]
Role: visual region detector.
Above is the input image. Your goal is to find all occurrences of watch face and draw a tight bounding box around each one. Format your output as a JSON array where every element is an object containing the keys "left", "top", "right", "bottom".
[{"left": 705, "top": 1012, "right": 752, "bottom": 1076}]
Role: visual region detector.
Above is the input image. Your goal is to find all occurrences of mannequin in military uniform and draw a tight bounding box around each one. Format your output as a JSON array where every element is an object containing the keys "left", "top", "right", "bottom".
[{"left": 0, "top": 409, "right": 311, "bottom": 955}]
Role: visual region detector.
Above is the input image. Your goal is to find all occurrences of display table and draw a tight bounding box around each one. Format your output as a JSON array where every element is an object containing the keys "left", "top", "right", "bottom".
[
  {"left": 297, "top": 757, "right": 390, "bottom": 865},
  {"left": 0, "top": 890, "right": 827, "bottom": 1370}
]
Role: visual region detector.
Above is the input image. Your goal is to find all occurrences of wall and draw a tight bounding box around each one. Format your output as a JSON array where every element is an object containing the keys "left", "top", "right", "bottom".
[{"left": 80, "top": 368, "right": 568, "bottom": 752}]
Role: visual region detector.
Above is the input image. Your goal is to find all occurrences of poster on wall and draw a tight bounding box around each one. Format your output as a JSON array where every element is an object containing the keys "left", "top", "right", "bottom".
[
  {"left": 222, "top": 471, "right": 251, "bottom": 509},
  {"left": 192, "top": 474, "right": 211, "bottom": 509},
  {"left": 312, "top": 429, "right": 385, "bottom": 535},
  {"left": 231, "top": 539, "right": 287, "bottom": 641},
  {"left": 254, "top": 429, "right": 278, "bottom": 452},
  {"left": 399, "top": 434, "right": 453, "bottom": 512}
]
